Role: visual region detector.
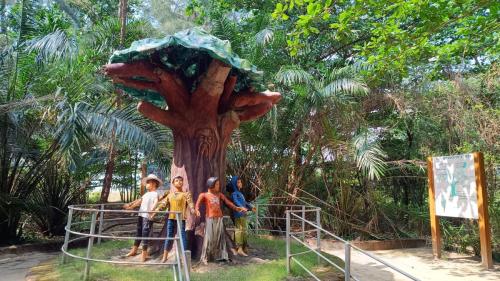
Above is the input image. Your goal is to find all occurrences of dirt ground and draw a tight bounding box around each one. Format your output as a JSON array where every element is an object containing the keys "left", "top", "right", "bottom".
[{"left": 315, "top": 239, "right": 500, "bottom": 281}]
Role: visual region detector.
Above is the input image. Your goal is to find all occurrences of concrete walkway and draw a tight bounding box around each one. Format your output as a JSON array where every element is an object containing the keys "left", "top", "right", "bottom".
[
  {"left": 315, "top": 239, "right": 500, "bottom": 281},
  {"left": 0, "top": 251, "right": 58, "bottom": 281}
]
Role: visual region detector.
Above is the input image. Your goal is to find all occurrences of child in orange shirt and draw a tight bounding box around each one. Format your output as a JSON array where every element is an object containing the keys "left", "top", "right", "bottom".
[{"left": 195, "top": 177, "right": 246, "bottom": 264}]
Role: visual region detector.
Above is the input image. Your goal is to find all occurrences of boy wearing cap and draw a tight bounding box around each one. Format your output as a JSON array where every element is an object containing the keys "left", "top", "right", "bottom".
[
  {"left": 151, "top": 176, "right": 195, "bottom": 263},
  {"left": 195, "top": 177, "right": 246, "bottom": 264},
  {"left": 123, "top": 174, "right": 161, "bottom": 262}
]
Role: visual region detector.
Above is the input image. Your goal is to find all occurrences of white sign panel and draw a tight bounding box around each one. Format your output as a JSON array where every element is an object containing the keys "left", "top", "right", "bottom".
[{"left": 432, "top": 154, "right": 478, "bottom": 219}]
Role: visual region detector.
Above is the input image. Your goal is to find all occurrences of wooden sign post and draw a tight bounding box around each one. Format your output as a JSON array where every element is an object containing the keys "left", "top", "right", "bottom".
[{"left": 427, "top": 152, "right": 493, "bottom": 269}]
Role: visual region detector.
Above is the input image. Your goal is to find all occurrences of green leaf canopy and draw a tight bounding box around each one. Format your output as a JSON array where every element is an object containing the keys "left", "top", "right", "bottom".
[{"left": 108, "top": 27, "right": 265, "bottom": 107}]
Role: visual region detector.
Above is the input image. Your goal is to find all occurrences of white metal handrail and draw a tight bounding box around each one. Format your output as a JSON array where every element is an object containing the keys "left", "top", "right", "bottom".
[
  {"left": 253, "top": 203, "right": 319, "bottom": 236},
  {"left": 286, "top": 209, "right": 421, "bottom": 281},
  {"left": 62, "top": 204, "right": 190, "bottom": 281}
]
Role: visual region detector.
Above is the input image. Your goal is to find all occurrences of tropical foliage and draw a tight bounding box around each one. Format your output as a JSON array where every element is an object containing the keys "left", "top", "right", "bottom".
[{"left": 0, "top": 0, "right": 498, "bottom": 261}]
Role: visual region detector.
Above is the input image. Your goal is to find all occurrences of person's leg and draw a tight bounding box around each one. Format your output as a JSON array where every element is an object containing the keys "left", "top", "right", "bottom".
[
  {"left": 242, "top": 217, "right": 248, "bottom": 250},
  {"left": 213, "top": 217, "right": 229, "bottom": 261},
  {"left": 162, "top": 219, "right": 175, "bottom": 262},
  {"left": 235, "top": 217, "right": 248, "bottom": 256},
  {"left": 200, "top": 219, "right": 213, "bottom": 265},
  {"left": 126, "top": 217, "right": 142, "bottom": 257},
  {"left": 234, "top": 217, "right": 244, "bottom": 248},
  {"left": 141, "top": 217, "right": 152, "bottom": 261},
  {"left": 180, "top": 220, "right": 187, "bottom": 251}
]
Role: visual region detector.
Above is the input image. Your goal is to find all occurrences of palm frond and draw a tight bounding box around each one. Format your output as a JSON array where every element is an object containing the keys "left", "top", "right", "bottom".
[
  {"left": 24, "top": 29, "right": 77, "bottom": 64},
  {"left": 84, "top": 103, "right": 171, "bottom": 156},
  {"left": 275, "top": 65, "right": 313, "bottom": 86},
  {"left": 329, "top": 61, "right": 371, "bottom": 81},
  {"left": 352, "top": 132, "right": 388, "bottom": 180},
  {"left": 321, "top": 78, "right": 369, "bottom": 99},
  {"left": 255, "top": 28, "right": 274, "bottom": 46}
]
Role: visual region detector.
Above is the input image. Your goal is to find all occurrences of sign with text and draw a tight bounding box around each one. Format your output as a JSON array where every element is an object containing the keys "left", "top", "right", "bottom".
[
  {"left": 427, "top": 152, "right": 492, "bottom": 268},
  {"left": 432, "top": 153, "right": 478, "bottom": 219}
]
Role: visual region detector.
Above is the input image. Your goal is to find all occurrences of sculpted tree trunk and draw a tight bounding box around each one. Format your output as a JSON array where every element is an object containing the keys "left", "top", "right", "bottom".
[{"left": 104, "top": 57, "right": 280, "bottom": 256}]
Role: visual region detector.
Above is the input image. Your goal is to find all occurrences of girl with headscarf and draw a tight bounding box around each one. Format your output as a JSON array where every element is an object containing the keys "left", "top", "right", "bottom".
[
  {"left": 195, "top": 177, "right": 246, "bottom": 264},
  {"left": 227, "top": 176, "right": 255, "bottom": 256}
]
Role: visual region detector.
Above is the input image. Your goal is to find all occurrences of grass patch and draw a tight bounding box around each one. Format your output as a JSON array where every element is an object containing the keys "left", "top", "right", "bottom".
[{"left": 57, "top": 235, "right": 344, "bottom": 281}]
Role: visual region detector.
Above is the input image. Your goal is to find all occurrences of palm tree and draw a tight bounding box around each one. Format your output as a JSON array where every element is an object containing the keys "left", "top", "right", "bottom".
[{"left": 0, "top": 0, "right": 165, "bottom": 240}]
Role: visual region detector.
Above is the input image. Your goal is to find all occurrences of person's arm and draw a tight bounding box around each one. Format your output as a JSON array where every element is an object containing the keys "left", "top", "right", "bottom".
[
  {"left": 149, "top": 192, "right": 170, "bottom": 219},
  {"left": 154, "top": 195, "right": 170, "bottom": 212},
  {"left": 123, "top": 198, "right": 142, "bottom": 210},
  {"left": 186, "top": 192, "right": 195, "bottom": 214},
  {"left": 246, "top": 201, "right": 254, "bottom": 211},
  {"left": 149, "top": 196, "right": 159, "bottom": 219},
  {"left": 221, "top": 194, "right": 246, "bottom": 213},
  {"left": 195, "top": 193, "right": 205, "bottom": 217},
  {"left": 231, "top": 192, "right": 245, "bottom": 208}
]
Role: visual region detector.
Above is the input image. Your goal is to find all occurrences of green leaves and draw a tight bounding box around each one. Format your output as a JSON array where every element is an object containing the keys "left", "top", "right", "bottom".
[
  {"left": 274, "top": 0, "right": 499, "bottom": 80},
  {"left": 353, "top": 131, "right": 388, "bottom": 181},
  {"left": 275, "top": 65, "right": 313, "bottom": 85}
]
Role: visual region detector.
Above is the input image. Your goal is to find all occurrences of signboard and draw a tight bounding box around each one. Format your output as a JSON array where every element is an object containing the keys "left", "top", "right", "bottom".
[
  {"left": 432, "top": 153, "right": 478, "bottom": 219},
  {"left": 427, "top": 152, "right": 492, "bottom": 269}
]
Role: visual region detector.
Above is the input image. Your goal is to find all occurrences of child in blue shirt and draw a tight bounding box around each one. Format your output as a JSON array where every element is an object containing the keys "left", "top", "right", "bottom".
[{"left": 227, "top": 176, "right": 255, "bottom": 256}]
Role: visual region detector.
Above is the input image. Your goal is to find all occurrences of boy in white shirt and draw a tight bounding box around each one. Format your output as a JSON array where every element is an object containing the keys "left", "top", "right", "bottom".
[{"left": 123, "top": 174, "right": 161, "bottom": 261}]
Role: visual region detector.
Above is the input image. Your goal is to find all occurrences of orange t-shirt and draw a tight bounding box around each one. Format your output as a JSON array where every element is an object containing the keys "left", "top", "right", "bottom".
[{"left": 195, "top": 192, "right": 238, "bottom": 218}]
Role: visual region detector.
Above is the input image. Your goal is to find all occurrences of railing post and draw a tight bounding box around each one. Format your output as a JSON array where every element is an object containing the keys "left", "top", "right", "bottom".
[
  {"left": 255, "top": 203, "right": 259, "bottom": 235},
  {"left": 84, "top": 211, "right": 97, "bottom": 281},
  {"left": 61, "top": 207, "right": 74, "bottom": 264},
  {"left": 176, "top": 212, "right": 190, "bottom": 281},
  {"left": 172, "top": 265, "right": 178, "bottom": 281},
  {"left": 344, "top": 242, "right": 351, "bottom": 281},
  {"left": 316, "top": 208, "right": 321, "bottom": 265},
  {"left": 97, "top": 204, "right": 105, "bottom": 245},
  {"left": 301, "top": 205, "right": 306, "bottom": 241},
  {"left": 286, "top": 210, "right": 291, "bottom": 274}
]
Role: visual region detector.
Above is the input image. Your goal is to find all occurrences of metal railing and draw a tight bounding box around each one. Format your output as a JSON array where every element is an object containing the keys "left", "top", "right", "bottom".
[
  {"left": 62, "top": 200, "right": 421, "bottom": 281},
  {"left": 285, "top": 208, "right": 421, "bottom": 281},
  {"left": 61, "top": 203, "right": 190, "bottom": 281},
  {"left": 252, "top": 202, "right": 321, "bottom": 238}
]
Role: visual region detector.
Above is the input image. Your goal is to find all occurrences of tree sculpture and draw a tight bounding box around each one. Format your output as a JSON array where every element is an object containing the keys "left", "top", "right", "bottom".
[{"left": 103, "top": 28, "right": 280, "bottom": 255}]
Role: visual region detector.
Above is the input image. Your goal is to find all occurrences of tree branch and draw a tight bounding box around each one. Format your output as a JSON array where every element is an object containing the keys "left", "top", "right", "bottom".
[
  {"left": 219, "top": 111, "right": 240, "bottom": 144},
  {"left": 137, "top": 101, "right": 184, "bottom": 130},
  {"left": 113, "top": 78, "right": 158, "bottom": 91},
  {"left": 191, "top": 59, "right": 231, "bottom": 113},
  {"left": 218, "top": 75, "right": 237, "bottom": 114},
  {"left": 103, "top": 61, "right": 159, "bottom": 82},
  {"left": 229, "top": 90, "right": 281, "bottom": 109},
  {"left": 236, "top": 102, "right": 273, "bottom": 122},
  {"left": 155, "top": 69, "right": 189, "bottom": 111}
]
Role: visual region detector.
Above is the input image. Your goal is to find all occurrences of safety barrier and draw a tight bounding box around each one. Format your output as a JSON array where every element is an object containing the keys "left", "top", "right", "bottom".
[
  {"left": 61, "top": 203, "right": 190, "bottom": 281},
  {"left": 62, "top": 201, "right": 421, "bottom": 281},
  {"left": 285, "top": 208, "right": 421, "bottom": 281}
]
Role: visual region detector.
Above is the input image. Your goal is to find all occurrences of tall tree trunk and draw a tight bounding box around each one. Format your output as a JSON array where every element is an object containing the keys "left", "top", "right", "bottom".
[
  {"left": 100, "top": 136, "right": 117, "bottom": 203},
  {"left": 100, "top": 0, "right": 127, "bottom": 203}
]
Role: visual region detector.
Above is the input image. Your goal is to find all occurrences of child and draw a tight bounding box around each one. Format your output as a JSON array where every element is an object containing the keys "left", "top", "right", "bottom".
[
  {"left": 152, "top": 175, "right": 194, "bottom": 263},
  {"left": 227, "top": 176, "right": 255, "bottom": 256},
  {"left": 195, "top": 177, "right": 246, "bottom": 264},
  {"left": 123, "top": 174, "right": 161, "bottom": 262}
]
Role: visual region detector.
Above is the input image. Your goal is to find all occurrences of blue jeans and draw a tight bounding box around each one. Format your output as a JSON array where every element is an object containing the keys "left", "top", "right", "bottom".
[{"left": 163, "top": 219, "right": 187, "bottom": 251}]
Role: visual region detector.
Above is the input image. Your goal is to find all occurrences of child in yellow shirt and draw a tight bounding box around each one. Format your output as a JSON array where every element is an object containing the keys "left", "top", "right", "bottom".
[{"left": 152, "top": 175, "right": 194, "bottom": 263}]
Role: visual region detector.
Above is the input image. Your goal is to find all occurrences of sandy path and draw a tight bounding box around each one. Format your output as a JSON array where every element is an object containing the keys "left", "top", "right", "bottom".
[
  {"left": 315, "top": 239, "right": 499, "bottom": 281},
  {"left": 0, "top": 251, "right": 58, "bottom": 281}
]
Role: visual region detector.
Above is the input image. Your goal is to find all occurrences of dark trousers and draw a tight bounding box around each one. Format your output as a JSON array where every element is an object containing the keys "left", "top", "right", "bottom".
[
  {"left": 162, "top": 219, "right": 187, "bottom": 251},
  {"left": 133, "top": 216, "right": 154, "bottom": 250}
]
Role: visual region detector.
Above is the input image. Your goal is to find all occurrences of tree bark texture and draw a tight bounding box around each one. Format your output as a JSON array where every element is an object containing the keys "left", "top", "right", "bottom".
[{"left": 104, "top": 59, "right": 281, "bottom": 255}]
